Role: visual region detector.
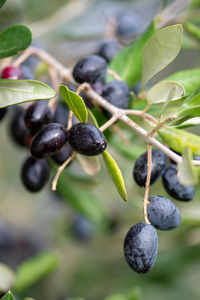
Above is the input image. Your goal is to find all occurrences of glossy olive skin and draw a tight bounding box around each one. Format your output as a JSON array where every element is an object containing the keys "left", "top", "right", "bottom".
[
  {"left": 52, "top": 142, "right": 73, "bottom": 165},
  {"left": 24, "top": 101, "right": 53, "bottom": 133},
  {"left": 123, "top": 222, "right": 158, "bottom": 274},
  {"left": 162, "top": 165, "right": 194, "bottom": 201},
  {"left": 147, "top": 195, "right": 181, "bottom": 230},
  {"left": 98, "top": 40, "right": 120, "bottom": 62},
  {"left": 102, "top": 80, "right": 130, "bottom": 110},
  {"left": 72, "top": 55, "right": 107, "bottom": 84},
  {"left": 0, "top": 107, "right": 8, "bottom": 121},
  {"left": 10, "top": 107, "right": 31, "bottom": 147},
  {"left": 133, "top": 149, "right": 168, "bottom": 187},
  {"left": 68, "top": 123, "right": 107, "bottom": 156},
  {"left": 21, "top": 156, "right": 50, "bottom": 192},
  {"left": 30, "top": 123, "right": 68, "bottom": 158},
  {"left": 1, "top": 66, "right": 24, "bottom": 79}
]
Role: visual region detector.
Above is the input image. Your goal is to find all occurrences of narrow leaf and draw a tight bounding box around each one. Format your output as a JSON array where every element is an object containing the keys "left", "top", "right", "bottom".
[
  {"left": 176, "top": 117, "right": 200, "bottom": 128},
  {"left": 0, "top": 264, "right": 15, "bottom": 292},
  {"left": 147, "top": 81, "right": 185, "bottom": 104},
  {"left": 1, "top": 291, "right": 15, "bottom": 300},
  {"left": 184, "top": 21, "right": 200, "bottom": 42},
  {"left": 177, "top": 147, "right": 198, "bottom": 185},
  {"left": 14, "top": 251, "right": 60, "bottom": 292},
  {"left": 164, "top": 69, "right": 200, "bottom": 97},
  {"left": 142, "top": 24, "right": 183, "bottom": 87},
  {"left": 0, "top": 80, "right": 56, "bottom": 108},
  {"left": 0, "top": 0, "right": 6, "bottom": 9},
  {"left": 88, "top": 109, "right": 99, "bottom": 127},
  {"left": 0, "top": 25, "right": 32, "bottom": 58},
  {"left": 60, "top": 85, "right": 88, "bottom": 123},
  {"left": 76, "top": 155, "right": 100, "bottom": 176},
  {"left": 107, "top": 21, "right": 157, "bottom": 87},
  {"left": 158, "top": 127, "right": 200, "bottom": 155},
  {"left": 178, "top": 87, "right": 200, "bottom": 118},
  {"left": 102, "top": 150, "right": 127, "bottom": 201}
]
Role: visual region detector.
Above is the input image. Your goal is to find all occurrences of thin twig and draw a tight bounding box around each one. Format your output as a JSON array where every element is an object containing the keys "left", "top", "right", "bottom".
[
  {"left": 52, "top": 152, "right": 77, "bottom": 191},
  {"left": 67, "top": 110, "right": 73, "bottom": 130},
  {"left": 76, "top": 83, "right": 90, "bottom": 95},
  {"left": 143, "top": 144, "right": 152, "bottom": 224},
  {"left": 99, "top": 115, "right": 117, "bottom": 132},
  {"left": 107, "top": 69, "right": 121, "bottom": 81},
  {"left": 13, "top": 46, "right": 200, "bottom": 166},
  {"left": 123, "top": 109, "right": 158, "bottom": 124}
]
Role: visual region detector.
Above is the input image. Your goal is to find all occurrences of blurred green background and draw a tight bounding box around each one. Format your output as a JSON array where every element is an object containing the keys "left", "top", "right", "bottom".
[{"left": 0, "top": 0, "right": 200, "bottom": 300}]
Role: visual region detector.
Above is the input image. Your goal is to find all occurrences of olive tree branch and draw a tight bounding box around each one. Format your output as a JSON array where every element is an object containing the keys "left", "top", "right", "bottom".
[{"left": 13, "top": 47, "right": 200, "bottom": 166}]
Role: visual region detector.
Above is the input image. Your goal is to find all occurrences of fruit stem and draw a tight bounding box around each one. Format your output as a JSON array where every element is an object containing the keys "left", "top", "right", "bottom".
[
  {"left": 107, "top": 69, "right": 122, "bottom": 81},
  {"left": 67, "top": 110, "right": 73, "bottom": 130},
  {"left": 52, "top": 152, "right": 77, "bottom": 191},
  {"left": 143, "top": 144, "right": 152, "bottom": 225},
  {"left": 99, "top": 115, "right": 117, "bottom": 132}
]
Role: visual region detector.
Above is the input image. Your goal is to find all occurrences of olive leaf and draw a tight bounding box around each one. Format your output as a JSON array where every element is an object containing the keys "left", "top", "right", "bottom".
[
  {"left": 164, "top": 69, "right": 200, "bottom": 97},
  {"left": 87, "top": 109, "right": 99, "bottom": 127},
  {"left": 177, "top": 87, "right": 200, "bottom": 118},
  {"left": 60, "top": 85, "right": 88, "bottom": 123},
  {"left": 104, "top": 294, "right": 125, "bottom": 300},
  {"left": 102, "top": 150, "right": 127, "bottom": 201},
  {"left": 107, "top": 21, "right": 157, "bottom": 88},
  {"left": 175, "top": 117, "right": 200, "bottom": 128},
  {"left": 1, "top": 291, "right": 15, "bottom": 300},
  {"left": 0, "top": 0, "right": 6, "bottom": 9},
  {"left": 158, "top": 127, "right": 200, "bottom": 155},
  {"left": 14, "top": 251, "right": 60, "bottom": 292},
  {"left": 147, "top": 81, "right": 185, "bottom": 104},
  {"left": 0, "top": 80, "right": 56, "bottom": 108},
  {"left": 76, "top": 155, "right": 100, "bottom": 176},
  {"left": 184, "top": 21, "right": 200, "bottom": 42},
  {"left": 177, "top": 147, "right": 198, "bottom": 186},
  {"left": 0, "top": 264, "right": 15, "bottom": 292},
  {"left": 0, "top": 25, "right": 32, "bottom": 58},
  {"left": 142, "top": 24, "right": 183, "bottom": 88}
]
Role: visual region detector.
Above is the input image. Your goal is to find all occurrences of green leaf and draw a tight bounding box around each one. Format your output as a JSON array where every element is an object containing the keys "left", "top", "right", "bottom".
[
  {"left": 126, "top": 288, "right": 142, "bottom": 300},
  {"left": 60, "top": 85, "right": 88, "bottom": 123},
  {"left": 0, "top": 80, "right": 56, "bottom": 108},
  {"left": 142, "top": 24, "right": 183, "bottom": 88},
  {"left": 108, "top": 21, "right": 157, "bottom": 88},
  {"left": 0, "top": 25, "right": 32, "bottom": 59},
  {"left": 0, "top": 0, "right": 6, "bottom": 9},
  {"left": 184, "top": 21, "right": 200, "bottom": 42},
  {"left": 0, "top": 264, "right": 15, "bottom": 292},
  {"left": 88, "top": 109, "right": 99, "bottom": 127},
  {"left": 102, "top": 150, "right": 127, "bottom": 201},
  {"left": 76, "top": 155, "right": 100, "bottom": 176},
  {"left": 1, "top": 291, "right": 15, "bottom": 300},
  {"left": 175, "top": 117, "right": 200, "bottom": 128},
  {"left": 147, "top": 80, "right": 185, "bottom": 104},
  {"left": 14, "top": 251, "right": 60, "bottom": 292},
  {"left": 177, "top": 147, "right": 198, "bottom": 186},
  {"left": 158, "top": 127, "right": 200, "bottom": 155},
  {"left": 104, "top": 294, "right": 125, "bottom": 300},
  {"left": 178, "top": 87, "right": 200, "bottom": 118},
  {"left": 164, "top": 69, "right": 200, "bottom": 97},
  {"left": 66, "top": 298, "right": 84, "bottom": 300}
]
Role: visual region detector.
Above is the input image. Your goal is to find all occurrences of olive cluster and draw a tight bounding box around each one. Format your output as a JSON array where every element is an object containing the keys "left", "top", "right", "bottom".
[{"left": 123, "top": 149, "right": 195, "bottom": 274}]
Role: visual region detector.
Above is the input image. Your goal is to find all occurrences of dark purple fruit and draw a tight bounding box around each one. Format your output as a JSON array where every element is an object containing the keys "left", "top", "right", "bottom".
[
  {"left": 124, "top": 222, "right": 158, "bottom": 274},
  {"left": 147, "top": 195, "right": 181, "bottom": 230},
  {"left": 71, "top": 215, "right": 95, "bottom": 241},
  {"left": 102, "top": 80, "right": 130, "bottom": 110},
  {"left": 21, "top": 156, "right": 50, "bottom": 192},
  {"left": 10, "top": 107, "right": 31, "bottom": 147},
  {"left": 53, "top": 103, "right": 70, "bottom": 127},
  {"left": 0, "top": 107, "right": 7, "bottom": 121},
  {"left": 116, "top": 11, "right": 142, "bottom": 41},
  {"left": 162, "top": 165, "right": 194, "bottom": 201},
  {"left": 24, "top": 101, "right": 53, "bottom": 133},
  {"left": 72, "top": 55, "right": 107, "bottom": 84},
  {"left": 52, "top": 142, "right": 73, "bottom": 165},
  {"left": 1, "top": 66, "right": 24, "bottom": 79},
  {"left": 30, "top": 123, "right": 68, "bottom": 159},
  {"left": 98, "top": 40, "right": 120, "bottom": 62},
  {"left": 68, "top": 123, "right": 107, "bottom": 156},
  {"left": 133, "top": 149, "right": 168, "bottom": 187}
]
